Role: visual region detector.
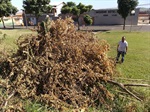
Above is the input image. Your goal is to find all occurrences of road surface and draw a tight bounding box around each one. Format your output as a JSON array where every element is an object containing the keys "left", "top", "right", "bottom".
[
  {"left": 80, "top": 24, "right": 150, "bottom": 32},
  {"left": 0, "top": 24, "right": 150, "bottom": 32}
]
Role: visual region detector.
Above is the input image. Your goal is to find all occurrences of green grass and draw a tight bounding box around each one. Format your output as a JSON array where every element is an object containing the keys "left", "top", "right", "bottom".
[
  {"left": 96, "top": 31, "right": 150, "bottom": 111},
  {"left": 0, "top": 29, "right": 35, "bottom": 53},
  {"left": 96, "top": 31, "right": 150, "bottom": 80}
]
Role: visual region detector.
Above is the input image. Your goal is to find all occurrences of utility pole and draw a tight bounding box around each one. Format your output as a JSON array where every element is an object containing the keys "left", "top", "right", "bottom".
[
  {"left": 130, "top": 10, "right": 135, "bottom": 32},
  {"left": 148, "top": 8, "right": 150, "bottom": 24},
  {"left": 22, "top": 9, "right": 28, "bottom": 28}
]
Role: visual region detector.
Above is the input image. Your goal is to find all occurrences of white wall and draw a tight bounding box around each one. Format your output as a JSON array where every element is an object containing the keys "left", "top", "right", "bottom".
[{"left": 88, "top": 8, "right": 139, "bottom": 25}]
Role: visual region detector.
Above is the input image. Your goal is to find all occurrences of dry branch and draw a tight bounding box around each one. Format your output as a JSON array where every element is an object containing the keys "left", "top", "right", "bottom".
[
  {"left": 113, "top": 77, "right": 150, "bottom": 82},
  {"left": 107, "top": 80, "right": 143, "bottom": 101},
  {"left": 2, "top": 90, "right": 16, "bottom": 109},
  {"left": 124, "top": 84, "right": 150, "bottom": 87}
]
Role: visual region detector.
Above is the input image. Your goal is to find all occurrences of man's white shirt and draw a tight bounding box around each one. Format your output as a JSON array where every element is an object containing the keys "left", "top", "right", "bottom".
[{"left": 118, "top": 41, "right": 128, "bottom": 52}]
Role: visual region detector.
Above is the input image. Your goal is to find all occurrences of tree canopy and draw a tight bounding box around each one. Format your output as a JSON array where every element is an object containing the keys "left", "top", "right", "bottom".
[
  {"left": 117, "top": 0, "right": 138, "bottom": 30},
  {"left": 61, "top": 2, "right": 93, "bottom": 30},
  {"left": 23, "top": 0, "right": 52, "bottom": 25},
  {"left": 0, "top": 0, "right": 18, "bottom": 28},
  {"left": 84, "top": 14, "right": 93, "bottom": 25}
]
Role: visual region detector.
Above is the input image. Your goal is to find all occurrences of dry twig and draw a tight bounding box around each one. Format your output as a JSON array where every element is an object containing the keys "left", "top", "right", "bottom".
[
  {"left": 124, "top": 84, "right": 150, "bottom": 87},
  {"left": 2, "top": 90, "right": 16, "bottom": 109},
  {"left": 107, "top": 80, "right": 143, "bottom": 101}
]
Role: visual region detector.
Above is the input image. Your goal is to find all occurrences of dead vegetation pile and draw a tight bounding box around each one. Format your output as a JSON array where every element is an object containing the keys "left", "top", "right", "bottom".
[{"left": 0, "top": 18, "right": 116, "bottom": 110}]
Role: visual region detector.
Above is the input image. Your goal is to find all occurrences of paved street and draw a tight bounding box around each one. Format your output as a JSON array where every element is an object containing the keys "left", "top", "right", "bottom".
[
  {"left": 80, "top": 24, "right": 150, "bottom": 32},
  {"left": 0, "top": 24, "right": 150, "bottom": 32}
]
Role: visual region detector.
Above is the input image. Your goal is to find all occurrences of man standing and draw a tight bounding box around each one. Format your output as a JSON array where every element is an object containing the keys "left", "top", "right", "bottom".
[{"left": 116, "top": 36, "right": 128, "bottom": 63}]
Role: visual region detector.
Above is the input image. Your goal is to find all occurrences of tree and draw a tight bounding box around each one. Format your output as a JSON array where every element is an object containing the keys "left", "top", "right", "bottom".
[
  {"left": 84, "top": 14, "right": 93, "bottom": 25},
  {"left": 61, "top": 2, "right": 92, "bottom": 30},
  {"left": 23, "top": 0, "right": 52, "bottom": 25},
  {"left": 117, "top": 0, "right": 138, "bottom": 30},
  {"left": 0, "top": 0, "right": 18, "bottom": 28}
]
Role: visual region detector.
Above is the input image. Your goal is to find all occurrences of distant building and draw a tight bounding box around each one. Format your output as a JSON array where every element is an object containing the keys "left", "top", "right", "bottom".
[
  {"left": 22, "top": 8, "right": 140, "bottom": 26},
  {"left": 138, "top": 8, "right": 150, "bottom": 24},
  {"left": 87, "top": 8, "right": 140, "bottom": 25},
  {"left": 0, "top": 11, "right": 23, "bottom": 27},
  {"left": 22, "top": 13, "right": 59, "bottom": 26},
  {"left": 22, "top": 2, "right": 65, "bottom": 26},
  {"left": 14, "top": 11, "right": 24, "bottom": 25},
  {"left": 60, "top": 8, "right": 140, "bottom": 26}
]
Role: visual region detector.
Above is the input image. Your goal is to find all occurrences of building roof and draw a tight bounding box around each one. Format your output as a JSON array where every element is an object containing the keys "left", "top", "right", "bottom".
[{"left": 15, "top": 10, "right": 23, "bottom": 16}]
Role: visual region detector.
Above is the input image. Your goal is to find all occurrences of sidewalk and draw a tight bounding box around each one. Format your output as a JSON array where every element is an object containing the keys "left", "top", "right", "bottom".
[{"left": 80, "top": 24, "right": 150, "bottom": 32}]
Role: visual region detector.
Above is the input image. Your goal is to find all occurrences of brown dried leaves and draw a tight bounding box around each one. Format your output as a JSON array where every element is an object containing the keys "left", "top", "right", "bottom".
[{"left": 0, "top": 17, "right": 116, "bottom": 110}]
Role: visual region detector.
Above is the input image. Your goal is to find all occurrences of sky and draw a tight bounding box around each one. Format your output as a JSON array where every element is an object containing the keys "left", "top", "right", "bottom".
[{"left": 11, "top": 0, "right": 150, "bottom": 12}]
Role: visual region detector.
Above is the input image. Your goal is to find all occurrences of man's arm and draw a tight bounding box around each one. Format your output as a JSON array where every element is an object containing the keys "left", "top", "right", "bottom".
[
  {"left": 126, "top": 46, "right": 128, "bottom": 53},
  {"left": 126, "top": 42, "right": 128, "bottom": 53},
  {"left": 117, "top": 44, "right": 119, "bottom": 52}
]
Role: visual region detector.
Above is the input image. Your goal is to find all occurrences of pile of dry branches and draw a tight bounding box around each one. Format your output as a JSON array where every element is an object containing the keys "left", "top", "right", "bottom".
[{"left": 0, "top": 18, "right": 116, "bottom": 110}]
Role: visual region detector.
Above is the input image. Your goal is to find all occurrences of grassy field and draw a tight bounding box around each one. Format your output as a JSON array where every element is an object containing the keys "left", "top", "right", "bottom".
[
  {"left": 96, "top": 31, "right": 150, "bottom": 111},
  {"left": 0, "top": 29, "right": 35, "bottom": 53},
  {"left": 0, "top": 29, "right": 149, "bottom": 111},
  {"left": 96, "top": 31, "right": 150, "bottom": 80}
]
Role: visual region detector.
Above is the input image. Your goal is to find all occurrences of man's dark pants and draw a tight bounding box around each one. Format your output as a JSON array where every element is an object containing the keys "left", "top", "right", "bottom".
[{"left": 116, "top": 51, "right": 126, "bottom": 63}]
